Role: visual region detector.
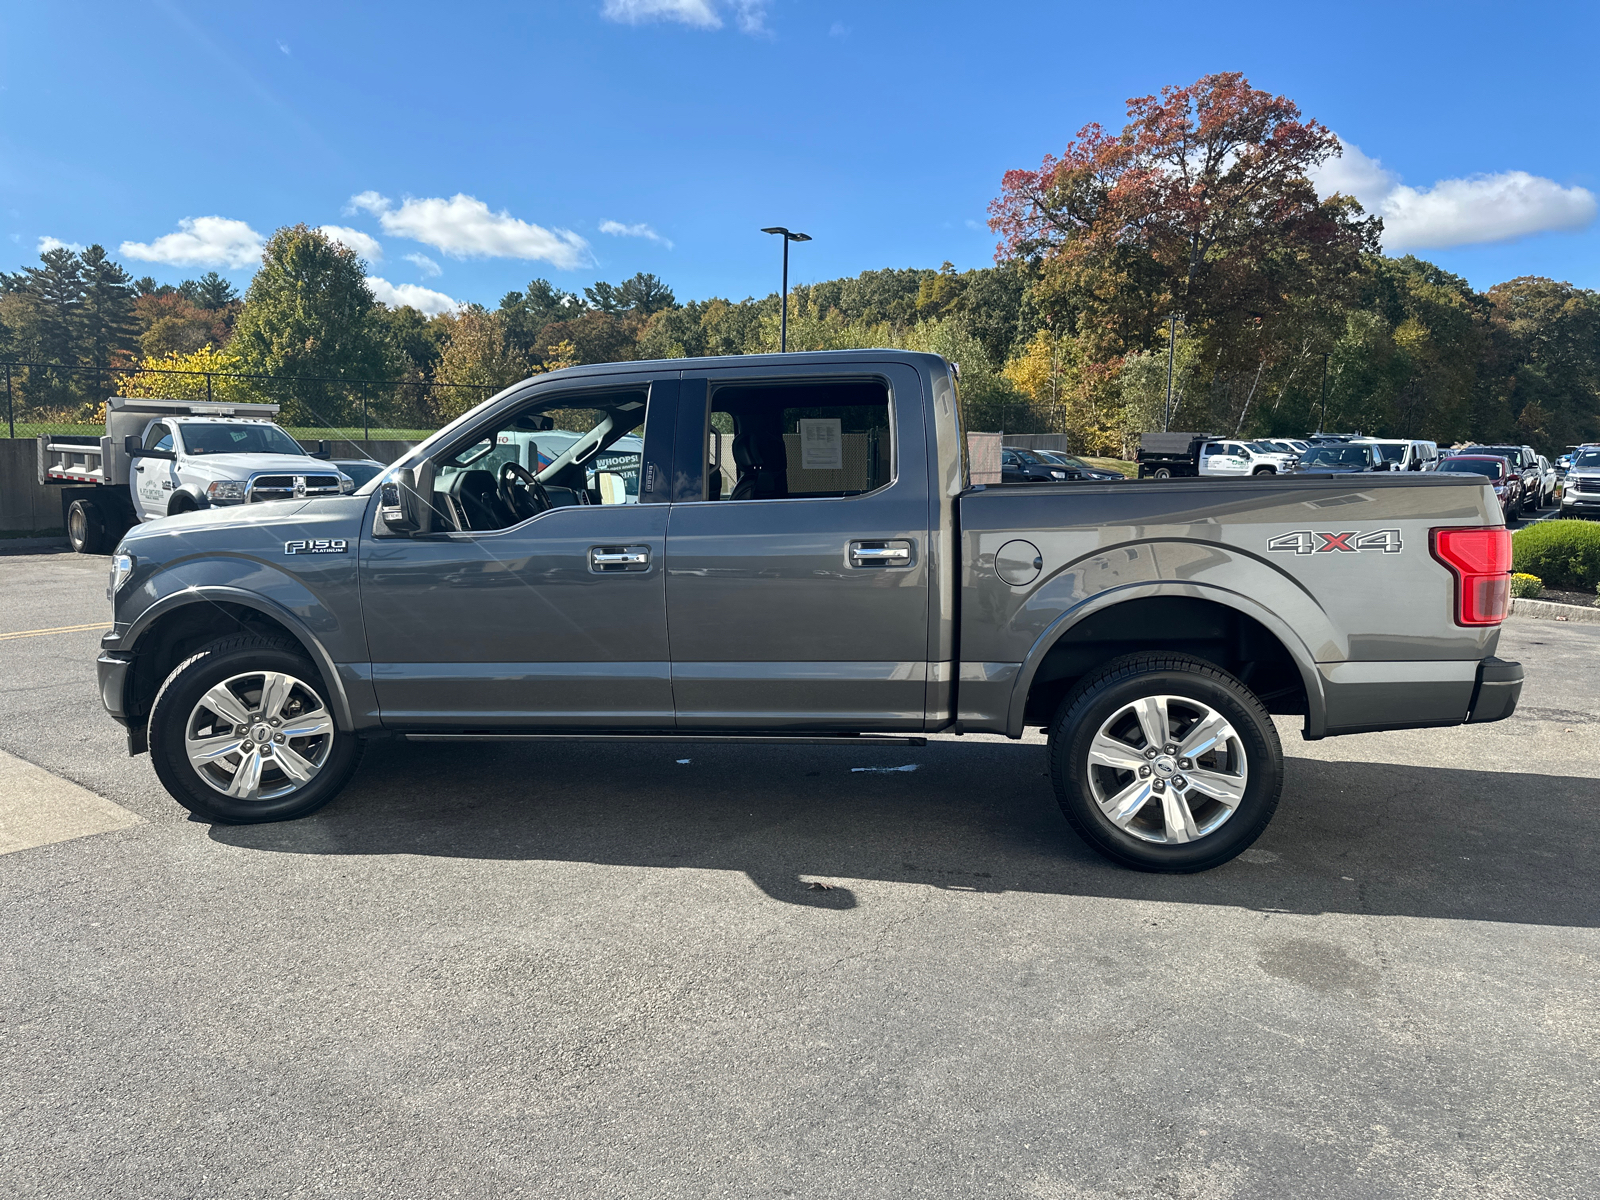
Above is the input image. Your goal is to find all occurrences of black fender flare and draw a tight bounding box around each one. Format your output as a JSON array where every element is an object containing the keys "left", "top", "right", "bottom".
[
  {"left": 167, "top": 484, "right": 211, "bottom": 514},
  {"left": 1004, "top": 580, "right": 1328, "bottom": 739},
  {"left": 120, "top": 586, "right": 357, "bottom": 733}
]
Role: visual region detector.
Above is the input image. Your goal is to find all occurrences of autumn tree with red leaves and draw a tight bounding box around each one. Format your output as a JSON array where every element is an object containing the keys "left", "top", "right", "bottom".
[{"left": 990, "top": 73, "right": 1381, "bottom": 429}]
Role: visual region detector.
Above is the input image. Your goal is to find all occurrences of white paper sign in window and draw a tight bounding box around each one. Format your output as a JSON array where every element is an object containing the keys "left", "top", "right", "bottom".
[{"left": 799, "top": 418, "right": 843, "bottom": 471}]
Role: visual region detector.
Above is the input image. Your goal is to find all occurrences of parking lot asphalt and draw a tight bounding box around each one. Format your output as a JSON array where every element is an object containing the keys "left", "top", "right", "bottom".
[{"left": 1, "top": 550, "right": 1597, "bottom": 1199}]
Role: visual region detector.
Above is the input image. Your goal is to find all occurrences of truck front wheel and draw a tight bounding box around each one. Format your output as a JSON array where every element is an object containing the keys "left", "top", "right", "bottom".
[
  {"left": 1047, "top": 653, "right": 1283, "bottom": 872},
  {"left": 147, "top": 635, "right": 364, "bottom": 824},
  {"left": 67, "top": 498, "right": 110, "bottom": 554}
]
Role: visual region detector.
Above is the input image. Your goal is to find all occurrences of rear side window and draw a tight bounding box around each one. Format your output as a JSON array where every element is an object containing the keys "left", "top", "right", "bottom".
[{"left": 705, "top": 379, "right": 892, "bottom": 501}]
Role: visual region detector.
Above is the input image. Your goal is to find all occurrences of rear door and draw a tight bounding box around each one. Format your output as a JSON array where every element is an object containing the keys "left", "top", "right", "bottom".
[{"left": 663, "top": 362, "right": 932, "bottom": 730}]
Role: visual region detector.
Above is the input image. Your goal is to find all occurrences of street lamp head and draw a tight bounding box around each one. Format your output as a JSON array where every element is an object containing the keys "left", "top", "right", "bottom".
[{"left": 761, "top": 227, "right": 811, "bottom": 242}]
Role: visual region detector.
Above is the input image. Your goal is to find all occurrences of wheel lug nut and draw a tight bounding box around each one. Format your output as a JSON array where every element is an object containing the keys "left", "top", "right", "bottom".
[
  {"left": 1144, "top": 749, "right": 1157, "bottom": 759},
  {"left": 1179, "top": 758, "right": 1192, "bottom": 770},
  {"left": 1139, "top": 766, "right": 1150, "bottom": 777},
  {"left": 1174, "top": 776, "right": 1187, "bottom": 789},
  {"left": 274, "top": 733, "right": 285, "bottom": 743},
  {"left": 1164, "top": 744, "right": 1177, "bottom": 755}
]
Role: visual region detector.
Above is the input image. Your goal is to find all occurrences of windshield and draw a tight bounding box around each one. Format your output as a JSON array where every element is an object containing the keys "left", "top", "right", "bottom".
[
  {"left": 1369, "top": 443, "right": 1406, "bottom": 463},
  {"left": 1247, "top": 442, "right": 1281, "bottom": 454},
  {"left": 1573, "top": 450, "right": 1600, "bottom": 470},
  {"left": 1301, "top": 446, "right": 1372, "bottom": 467},
  {"left": 180, "top": 423, "right": 305, "bottom": 456},
  {"left": 1439, "top": 459, "right": 1503, "bottom": 479}
]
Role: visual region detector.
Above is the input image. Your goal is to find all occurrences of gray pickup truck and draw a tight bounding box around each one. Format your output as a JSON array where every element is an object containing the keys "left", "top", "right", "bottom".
[{"left": 98, "top": 351, "right": 1523, "bottom": 872}]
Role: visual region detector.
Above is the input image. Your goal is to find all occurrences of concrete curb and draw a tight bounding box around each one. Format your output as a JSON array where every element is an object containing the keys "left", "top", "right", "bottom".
[{"left": 1511, "top": 597, "right": 1600, "bottom": 624}]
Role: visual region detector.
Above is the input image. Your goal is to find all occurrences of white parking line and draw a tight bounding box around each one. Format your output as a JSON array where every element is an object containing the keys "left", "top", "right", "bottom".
[{"left": 0, "top": 749, "right": 142, "bottom": 855}]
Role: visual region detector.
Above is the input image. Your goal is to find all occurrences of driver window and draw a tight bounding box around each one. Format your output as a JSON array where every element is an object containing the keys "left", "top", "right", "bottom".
[
  {"left": 430, "top": 388, "right": 648, "bottom": 532},
  {"left": 145, "top": 423, "right": 173, "bottom": 452}
]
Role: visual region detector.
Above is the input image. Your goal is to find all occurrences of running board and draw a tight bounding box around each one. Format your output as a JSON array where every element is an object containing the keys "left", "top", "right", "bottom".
[{"left": 404, "top": 733, "right": 927, "bottom": 747}]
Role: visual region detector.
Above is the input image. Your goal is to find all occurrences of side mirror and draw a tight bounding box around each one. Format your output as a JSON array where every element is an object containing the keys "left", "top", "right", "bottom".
[
  {"left": 378, "top": 468, "right": 423, "bottom": 534},
  {"left": 311, "top": 440, "right": 332, "bottom": 460},
  {"left": 124, "top": 435, "right": 141, "bottom": 457}
]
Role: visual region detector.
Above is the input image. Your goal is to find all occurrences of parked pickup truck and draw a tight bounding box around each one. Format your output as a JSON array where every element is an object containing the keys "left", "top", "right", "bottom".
[
  {"left": 39, "top": 397, "right": 355, "bottom": 554},
  {"left": 1136, "top": 432, "right": 1297, "bottom": 479},
  {"left": 97, "top": 351, "right": 1523, "bottom": 872}
]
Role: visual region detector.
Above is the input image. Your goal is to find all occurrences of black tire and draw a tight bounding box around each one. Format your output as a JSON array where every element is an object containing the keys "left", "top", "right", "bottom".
[
  {"left": 148, "top": 634, "right": 363, "bottom": 824},
  {"left": 1048, "top": 653, "right": 1283, "bottom": 872},
  {"left": 1152, "top": 467, "right": 1172, "bottom": 480},
  {"left": 1251, "top": 466, "right": 1275, "bottom": 476},
  {"left": 67, "top": 498, "right": 110, "bottom": 555}
]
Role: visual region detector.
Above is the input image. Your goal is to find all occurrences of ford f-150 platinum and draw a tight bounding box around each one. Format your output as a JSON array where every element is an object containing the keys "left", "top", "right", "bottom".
[{"left": 97, "top": 351, "right": 1523, "bottom": 872}]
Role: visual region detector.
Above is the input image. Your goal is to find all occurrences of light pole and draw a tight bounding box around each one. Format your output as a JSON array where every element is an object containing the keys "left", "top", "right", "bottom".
[
  {"left": 761, "top": 227, "right": 811, "bottom": 352},
  {"left": 1162, "top": 312, "right": 1184, "bottom": 431}
]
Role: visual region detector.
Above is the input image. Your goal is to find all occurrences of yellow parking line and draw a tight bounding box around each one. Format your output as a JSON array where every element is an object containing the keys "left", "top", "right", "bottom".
[{"left": 0, "top": 621, "right": 112, "bottom": 642}]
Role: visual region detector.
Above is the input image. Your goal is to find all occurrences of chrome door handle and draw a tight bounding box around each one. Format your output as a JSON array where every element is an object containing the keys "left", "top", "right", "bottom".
[
  {"left": 590, "top": 545, "right": 651, "bottom": 572},
  {"left": 849, "top": 540, "right": 913, "bottom": 567}
]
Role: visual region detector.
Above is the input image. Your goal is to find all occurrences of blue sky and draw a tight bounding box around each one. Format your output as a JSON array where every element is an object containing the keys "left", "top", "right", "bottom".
[{"left": 3, "top": 0, "right": 1597, "bottom": 314}]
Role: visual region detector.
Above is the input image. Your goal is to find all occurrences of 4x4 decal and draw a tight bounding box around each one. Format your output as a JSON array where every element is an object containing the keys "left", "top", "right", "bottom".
[{"left": 1267, "top": 529, "right": 1401, "bottom": 555}]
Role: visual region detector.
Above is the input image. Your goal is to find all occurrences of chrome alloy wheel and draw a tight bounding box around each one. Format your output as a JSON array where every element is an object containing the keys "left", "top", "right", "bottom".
[
  {"left": 184, "top": 670, "right": 334, "bottom": 802},
  {"left": 1085, "top": 694, "right": 1248, "bottom": 844}
]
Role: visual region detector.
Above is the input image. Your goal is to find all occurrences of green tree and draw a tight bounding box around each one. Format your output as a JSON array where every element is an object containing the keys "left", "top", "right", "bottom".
[
  {"left": 431, "top": 306, "right": 531, "bottom": 420},
  {"left": 77, "top": 245, "right": 140, "bottom": 366},
  {"left": 231, "top": 225, "right": 396, "bottom": 425}
]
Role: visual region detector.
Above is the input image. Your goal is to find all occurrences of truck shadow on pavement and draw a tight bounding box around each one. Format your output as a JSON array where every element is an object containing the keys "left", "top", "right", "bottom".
[{"left": 208, "top": 737, "right": 1600, "bottom": 927}]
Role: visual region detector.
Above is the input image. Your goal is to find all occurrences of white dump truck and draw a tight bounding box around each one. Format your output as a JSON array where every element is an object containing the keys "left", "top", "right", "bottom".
[{"left": 37, "top": 397, "right": 354, "bottom": 554}]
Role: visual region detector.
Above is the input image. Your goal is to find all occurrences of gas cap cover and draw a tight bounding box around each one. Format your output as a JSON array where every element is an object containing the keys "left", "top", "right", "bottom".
[{"left": 995, "top": 539, "right": 1043, "bottom": 587}]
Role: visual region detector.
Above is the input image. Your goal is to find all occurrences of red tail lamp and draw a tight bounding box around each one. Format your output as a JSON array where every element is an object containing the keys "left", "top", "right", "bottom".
[{"left": 1430, "top": 527, "right": 1512, "bottom": 626}]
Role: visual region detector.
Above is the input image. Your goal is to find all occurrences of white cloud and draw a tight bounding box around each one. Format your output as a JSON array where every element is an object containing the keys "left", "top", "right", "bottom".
[
  {"left": 119, "top": 216, "right": 264, "bottom": 269},
  {"left": 346, "top": 190, "right": 391, "bottom": 217},
  {"left": 37, "top": 235, "right": 85, "bottom": 254},
  {"left": 367, "top": 276, "right": 463, "bottom": 317},
  {"left": 602, "top": 0, "right": 769, "bottom": 33},
  {"left": 352, "top": 191, "right": 591, "bottom": 269},
  {"left": 829, "top": 20, "right": 850, "bottom": 37},
  {"left": 599, "top": 219, "right": 673, "bottom": 249},
  {"left": 402, "top": 252, "right": 442, "bottom": 277},
  {"left": 1313, "top": 139, "right": 1598, "bottom": 252},
  {"left": 277, "top": 40, "right": 290, "bottom": 55},
  {"left": 317, "top": 225, "right": 382, "bottom": 262}
]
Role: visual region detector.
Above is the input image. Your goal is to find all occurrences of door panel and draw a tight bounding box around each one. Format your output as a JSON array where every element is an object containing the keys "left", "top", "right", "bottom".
[
  {"left": 358, "top": 376, "right": 678, "bottom": 729},
  {"left": 664, "top": 364, "right": 931, "bottom": 730}
]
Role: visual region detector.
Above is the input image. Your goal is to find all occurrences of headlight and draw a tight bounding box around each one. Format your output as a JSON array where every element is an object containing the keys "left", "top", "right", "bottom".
[
  {"left": 205, "top": 480, "right": 247, "bottom": 503},
  {"left": 338, "top": 473, "right": 355, "bottom": 494},
  {"left": 1049, "top": 469, "right": 1067, "bottom": 479},
  {"left": 108, "top": 551, "right": 135, "bottom": 601}
]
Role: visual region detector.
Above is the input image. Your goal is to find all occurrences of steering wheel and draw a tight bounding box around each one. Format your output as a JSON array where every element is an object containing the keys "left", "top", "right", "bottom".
[{"left": 498, "top": 461, "right": 552, "bottom": 520}]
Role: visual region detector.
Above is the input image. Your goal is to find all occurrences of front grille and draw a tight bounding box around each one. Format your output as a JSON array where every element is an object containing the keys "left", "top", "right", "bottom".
[
  {"left": 247, "top": 473, "right": 342, "bottom": 502},
  {"left": 1576, "top": 478, "right": 1600, "bottom": 494}
]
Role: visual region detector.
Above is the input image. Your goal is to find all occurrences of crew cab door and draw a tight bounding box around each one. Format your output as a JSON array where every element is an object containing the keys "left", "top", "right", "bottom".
[
  {"left": 357, "top": 373, "right": 679, "bottom": 729},
  {"left": 1200, "top": 442, "right": 1243, "bottom": 476},
  {"left": 663, "top": 362, "right": 931, "bottom": 730}
]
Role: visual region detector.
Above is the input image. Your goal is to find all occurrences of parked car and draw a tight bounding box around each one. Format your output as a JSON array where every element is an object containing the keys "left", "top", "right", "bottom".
[
  {"left": 1293, "top": 443, "right": 1388, "bottom": 474},
  {"left": 1257, "top": 439, "right": 1308, "bottom": 459},
  {"left": 330, "top": 458, "right": 387, "bottom": 490},
  {"left": 1559, "top": 446, "right": 1600, "bottom": 518},
  {"left": 1464, "top": 444, "right": 1543, "bottom": 508},
  {"left": 1033, "top": 450, "right": 1126, "bottom": 481},
  {"left": 1534, "top": 455, "right": 1558, "bottom": 508},
  {"left": 1001, "top": 447, "right": 1071, "bottom": 483},
  {"left": 1361, "top": 439, "right": 1440, "bottom": 473},
  {"left": 38, "top": 397, "right": 356, "bottom": 554},
  {"left": 1438, "top": 455, "right": 1524, "bottom": 519},
  {"left": 98, "top": 349, "right": 1522, "bottom": 874}
]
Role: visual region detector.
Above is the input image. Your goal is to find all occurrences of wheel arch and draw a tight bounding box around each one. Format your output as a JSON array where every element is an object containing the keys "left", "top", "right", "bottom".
[
  {"left": 1007, "top": 584, "right": 1326, "bottom": 739},
  {"left": 120, "top": 588, "right": 355, "bottom": 734}
]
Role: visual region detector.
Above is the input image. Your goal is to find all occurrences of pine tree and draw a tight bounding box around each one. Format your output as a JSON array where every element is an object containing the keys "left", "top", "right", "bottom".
[{"left": 77, "top": 245, "right": 140, "bottom": 365}]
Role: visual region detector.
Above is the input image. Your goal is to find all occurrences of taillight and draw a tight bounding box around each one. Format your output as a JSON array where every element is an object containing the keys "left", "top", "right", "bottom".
[{"left": 1431, "top": 527, "right": 1512, "bottom": 626}]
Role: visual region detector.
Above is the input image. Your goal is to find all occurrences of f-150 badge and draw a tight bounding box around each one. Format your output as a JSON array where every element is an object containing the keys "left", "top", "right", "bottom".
[
  {"left": 284, "top": 539, "right": 348, "bottom": 555},
  {"left": 1267, "top": 529, "right": 1401, "bottom": 555}
]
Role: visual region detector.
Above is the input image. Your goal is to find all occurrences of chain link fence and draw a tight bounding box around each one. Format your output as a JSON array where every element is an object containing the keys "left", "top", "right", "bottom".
[{"left": 2, "top": 361, "right": 498, "bottom": 456}]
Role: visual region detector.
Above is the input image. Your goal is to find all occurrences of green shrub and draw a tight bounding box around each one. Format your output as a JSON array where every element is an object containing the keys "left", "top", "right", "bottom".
[
  {"left": 1512, "top": 521, "right": 1600, "bottom": 591},
  {"left": 1509, "top": 573, "right": 1543, "bottom": 598}
]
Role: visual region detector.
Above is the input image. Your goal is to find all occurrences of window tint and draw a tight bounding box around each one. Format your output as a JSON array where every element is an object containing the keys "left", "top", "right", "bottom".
[
  {"left": 705, "top": 379, "right": 891, "bottom": 501},
  {"left": 181, "top": 423, "right": 305, "bottom": 456},
  {"left": 144, "top": 423, "right": 172, "bottom": 451}
]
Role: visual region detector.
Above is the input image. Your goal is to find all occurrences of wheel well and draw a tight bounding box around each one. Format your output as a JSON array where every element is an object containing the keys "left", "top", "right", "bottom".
[
  {"left": 1021, "top": 596, "right": 1308, "bottom": 728},
  {"left": 167, "top": 493, "right": 198, "bottom": 515},
  {"left": 123, "top": 602, "right": 319, "bottom": 727}
]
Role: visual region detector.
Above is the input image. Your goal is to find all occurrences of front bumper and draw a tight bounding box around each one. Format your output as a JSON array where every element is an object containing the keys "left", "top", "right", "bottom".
[
  {"left": 1560, "top": 487, "right": 1600, "bottom": 511},
  {"left": 1315, "top": 655, "right": 1522, "bottom": 736},
  {"left": 97, "top": 649, "right": 148, "bottom": 755}
]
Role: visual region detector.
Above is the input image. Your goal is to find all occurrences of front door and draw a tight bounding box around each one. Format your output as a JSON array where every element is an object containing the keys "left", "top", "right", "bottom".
[
  {"left": 133, "top": 422, "right": 177, "bottom": 519},
  {"left": 358, "top": 374, "right": 680, "bottom": 729},
  {"left": 663, "top": 363, "right": 931, "bottom": 731}
]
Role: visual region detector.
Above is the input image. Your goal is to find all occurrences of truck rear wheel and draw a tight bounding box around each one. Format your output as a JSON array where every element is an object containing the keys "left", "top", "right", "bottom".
[
  {"left": 1151, "top": 467, "right": 1172, "bottom": 479},
  {"left": 67, "top": 498, "right": 111, "bottom": 555},
  {"left": 147, "top": 635, "right": 364, "bottom": 824},
  {"left": 1047, "top": 653, "right": 1283, "bottom": 872}
]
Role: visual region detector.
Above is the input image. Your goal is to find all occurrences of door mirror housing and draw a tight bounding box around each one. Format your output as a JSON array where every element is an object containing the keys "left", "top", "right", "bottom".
[
  {"left": 378, "top": 468, "right": 424, "bottom": 534},
  {"left": 127, "top": 441, "right": 176, "bottom": 462}
]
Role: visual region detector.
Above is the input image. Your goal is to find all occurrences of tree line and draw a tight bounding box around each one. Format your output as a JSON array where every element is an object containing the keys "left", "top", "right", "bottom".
[{"left": 3, "top": 72, "right": 1597, "bottom": 451}]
